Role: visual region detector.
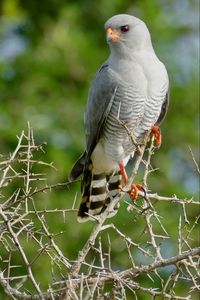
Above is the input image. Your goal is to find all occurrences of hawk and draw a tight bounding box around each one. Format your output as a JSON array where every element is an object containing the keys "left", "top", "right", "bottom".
[{"left": 69, "top": 14, "right": 169, "bottom": 222}]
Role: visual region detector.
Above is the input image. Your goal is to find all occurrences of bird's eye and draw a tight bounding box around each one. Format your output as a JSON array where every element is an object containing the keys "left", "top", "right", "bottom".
[{"left": 120, "top": 25, "right": 129, "bottom": 33}]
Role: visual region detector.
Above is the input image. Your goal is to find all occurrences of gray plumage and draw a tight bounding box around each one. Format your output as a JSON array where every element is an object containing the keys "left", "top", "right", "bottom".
[{"left": 70, "top": 14, "right": 169, "bottom": 222}]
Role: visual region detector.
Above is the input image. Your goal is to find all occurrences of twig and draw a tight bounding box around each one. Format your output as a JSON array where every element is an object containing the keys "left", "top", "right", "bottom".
[
  {"left": 0, "top": 125, "right": 199, "bottom": 300},
  {"left": 188, "top": 146, "right": 200, "bottom": 175},
  {"left": 68, "top": 137, "right": 148, "bottom": 277}
]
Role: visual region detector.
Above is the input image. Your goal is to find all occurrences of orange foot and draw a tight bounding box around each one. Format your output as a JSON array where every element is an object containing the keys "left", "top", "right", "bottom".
[
  {"left": 151, "top": 125, "right": 162, "bottom": 146},
  {"left": 119, "top": 162, "right": 143, "bottom": 201},
  {"left": 128, "top": 184, "right": 143, "bottom": 201}
]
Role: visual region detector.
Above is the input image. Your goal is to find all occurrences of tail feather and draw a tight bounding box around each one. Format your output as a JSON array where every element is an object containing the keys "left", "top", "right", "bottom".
[
  {"left": 108, "top": 172, "right": 121, "bottom": 197},
  {"left": 77, "top": 167, "right": 121, "bottom": 223},
  {"left": 69, "top": 152, "right": 86, "bottom": 181}
]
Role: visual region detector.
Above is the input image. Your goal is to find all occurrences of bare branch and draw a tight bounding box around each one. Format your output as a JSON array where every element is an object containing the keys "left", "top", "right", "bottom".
[{"left": 0, "top": 126, "right": 199, "bottom": 300}]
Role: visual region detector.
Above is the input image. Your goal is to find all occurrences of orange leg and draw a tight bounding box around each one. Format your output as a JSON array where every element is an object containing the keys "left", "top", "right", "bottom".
[
  {"left": 151, "top": 125, "right": 162, "bottom": 146},
  {"left": 119, "top": 162, "right": 143, "bottom": 201},
  {"left": 119, "top": 161, "right": 128, "bottom": 184}
]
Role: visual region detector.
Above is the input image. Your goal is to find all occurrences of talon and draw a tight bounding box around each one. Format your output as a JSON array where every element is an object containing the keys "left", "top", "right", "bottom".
[
  {"left": 118, "top": 162, "right": 144, "bottom": 202},
  {"left": 128, "top": 184, "right": 143, "bottom": 201},
  {"left": 151, "top": 125, "right": 162, "bottom": 146}
]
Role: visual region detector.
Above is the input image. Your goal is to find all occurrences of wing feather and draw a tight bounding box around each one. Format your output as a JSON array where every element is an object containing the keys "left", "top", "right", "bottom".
[
  {"left": 155, "top": 91, "right": 169, "bottom": 125},
  {"left": 84, "top": 64, "right": 119, "bottom": 158},
  {"left": 69, "top": 64, "right": 119, "bottom": 181}
]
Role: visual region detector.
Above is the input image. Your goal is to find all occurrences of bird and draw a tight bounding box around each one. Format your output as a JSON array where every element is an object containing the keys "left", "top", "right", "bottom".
[{"left": 69, "top": 14, "right": 169, "bottom": 222}]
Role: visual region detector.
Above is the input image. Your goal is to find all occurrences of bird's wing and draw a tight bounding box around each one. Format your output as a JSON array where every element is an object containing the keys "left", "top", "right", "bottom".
[
  {"left": 84, "top": 63, "right": 119, "bottom": 158},
  {"left": 155, "top": 90, "right": 169, "bottom": 125},
  {"left": 69, "top": 64, "right": 119, "bottom": 181}
]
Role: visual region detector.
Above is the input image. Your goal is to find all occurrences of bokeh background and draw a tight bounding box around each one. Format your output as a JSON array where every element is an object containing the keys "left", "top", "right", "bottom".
[{"left": 0, "top": 0, "right": 199, "bottom": 299}]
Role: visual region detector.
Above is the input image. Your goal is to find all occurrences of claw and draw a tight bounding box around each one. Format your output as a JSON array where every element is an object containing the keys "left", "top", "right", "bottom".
[
  {"left": 128, "top": 184, "right": 143, "bottom": 201},
  {"left": 118, "top": 162, "right": 144, "bottom": 201},
  {"left": 151, "top": 125, "right": 162, "bottom": 146}
]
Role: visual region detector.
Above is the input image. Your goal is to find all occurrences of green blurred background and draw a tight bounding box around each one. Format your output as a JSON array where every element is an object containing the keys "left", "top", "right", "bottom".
[{"left": 0, "top": 0, "right": 199, "bottom": 299}]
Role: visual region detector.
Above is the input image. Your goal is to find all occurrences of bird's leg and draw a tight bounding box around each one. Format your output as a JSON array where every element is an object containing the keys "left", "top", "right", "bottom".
[
  {"left": 119, "top": 161, "right": 128, "bottom": 185},
  {"left": 118, "top": 162, "right": 143, "bottom": 201},
  {"left": 151, "top": 125, "right": 162, "bottom": 146}
]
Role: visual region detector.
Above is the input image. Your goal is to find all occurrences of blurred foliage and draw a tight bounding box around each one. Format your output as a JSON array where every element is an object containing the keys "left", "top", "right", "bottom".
[{"left": 0, "top": 0, "right": 199, "bottom": 299}]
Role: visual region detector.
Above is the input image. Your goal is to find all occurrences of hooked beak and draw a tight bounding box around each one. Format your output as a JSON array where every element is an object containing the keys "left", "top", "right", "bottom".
[{"left": 106, "top": 27, "right": 121, "bottom": 42}]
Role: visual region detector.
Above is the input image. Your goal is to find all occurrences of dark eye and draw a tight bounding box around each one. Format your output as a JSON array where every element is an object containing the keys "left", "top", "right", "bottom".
[{"left": 120, "top": 25, "right": 129, "bottom": 33}]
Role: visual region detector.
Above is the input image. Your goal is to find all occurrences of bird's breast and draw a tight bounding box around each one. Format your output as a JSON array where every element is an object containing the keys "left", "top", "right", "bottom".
[
  {"left": 100, "top": 55, "right": 168, "bottom": 162},
  {"left": 101, "top": 83, "right": 145, "bottom": 161}
]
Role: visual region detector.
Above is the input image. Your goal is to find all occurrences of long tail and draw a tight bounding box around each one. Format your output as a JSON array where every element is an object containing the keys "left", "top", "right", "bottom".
[{"left": 77, "top": 165, "right": 121, "bottom": 223}]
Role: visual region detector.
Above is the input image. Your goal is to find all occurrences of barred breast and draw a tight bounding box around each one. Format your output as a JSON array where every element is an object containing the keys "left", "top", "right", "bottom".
[
  {"left": 101, "top": 81, "right": 166, "bottom": 163},
  {"left": 101, "top": 83, "right": 145, "bottom": 162}
]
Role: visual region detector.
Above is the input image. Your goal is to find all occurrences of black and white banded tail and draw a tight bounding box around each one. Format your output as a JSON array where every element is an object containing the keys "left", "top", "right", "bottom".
[{"left": 77, "top": 165, "right": 121, "bottom": 222}]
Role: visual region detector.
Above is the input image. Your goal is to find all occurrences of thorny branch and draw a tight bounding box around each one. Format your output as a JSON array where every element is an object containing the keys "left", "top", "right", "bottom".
[
  {"left": 0, "top": 125, "right": 199, "bottom": 300},
  {"left": 68, "top": 133, "right": 148, "bottom": 278}
]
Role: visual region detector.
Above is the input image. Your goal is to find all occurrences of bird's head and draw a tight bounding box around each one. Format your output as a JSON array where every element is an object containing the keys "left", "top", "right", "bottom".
[{"left": 104, "top": 14, "right": 152, "bottom": 55}]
